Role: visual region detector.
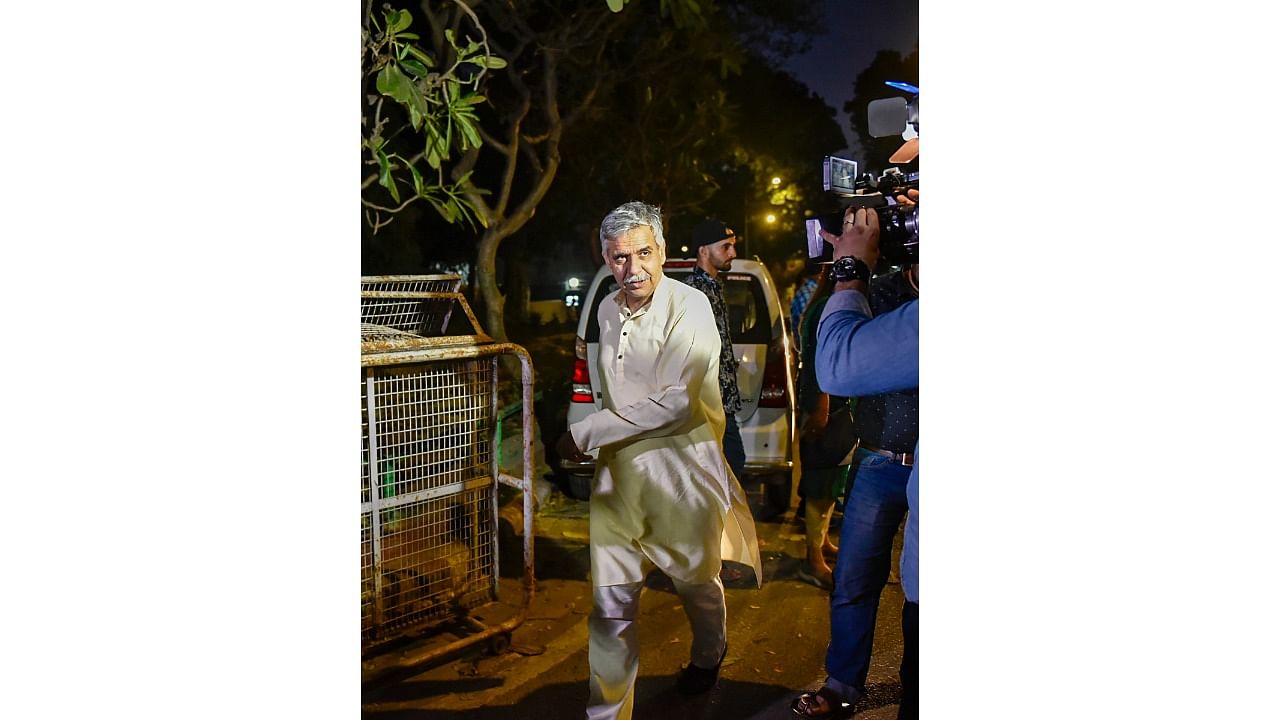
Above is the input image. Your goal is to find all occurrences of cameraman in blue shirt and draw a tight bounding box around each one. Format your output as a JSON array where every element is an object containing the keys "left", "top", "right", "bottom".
[{"left": 791, "top": 196, "right": 920, "bottom": 720}]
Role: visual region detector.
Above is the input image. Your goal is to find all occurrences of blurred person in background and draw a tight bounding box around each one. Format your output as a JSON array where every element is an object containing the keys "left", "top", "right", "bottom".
[
  {"left": 789, "top": 260, "right": 823, "bottom": 351},
  {"left": 795, "top": 266, "right": 850, "bottom": 590},
  {"left": 682, "top": 218, "right": 745, "bottom": 483}
]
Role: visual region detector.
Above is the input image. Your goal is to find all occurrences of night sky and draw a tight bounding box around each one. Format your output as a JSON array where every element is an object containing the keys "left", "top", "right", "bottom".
[{"left": 780, "top": 0, "right": 919, "bottom": 160}]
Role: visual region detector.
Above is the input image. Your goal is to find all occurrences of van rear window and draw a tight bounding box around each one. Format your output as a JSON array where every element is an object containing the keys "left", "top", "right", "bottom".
[{"left": 584, "top": 270, "right": 771, "bottom": 345}]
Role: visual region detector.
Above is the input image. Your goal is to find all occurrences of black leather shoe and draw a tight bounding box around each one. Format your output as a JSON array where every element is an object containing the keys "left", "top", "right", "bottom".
[{"left": 676, "top": 644, "right": 727, "bottom": 695}]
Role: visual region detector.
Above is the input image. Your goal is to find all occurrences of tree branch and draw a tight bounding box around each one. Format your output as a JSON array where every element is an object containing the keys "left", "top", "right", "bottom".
[
  {"left": 499, "top": 50, "right": 562, "bottom": 235},
  {"left": 520, "top": 137, "right": 544, "bottom": 176},
  {"left": 477, "top": 126, "right": 508, "bottom": 155},
  {"left": 495, "top": 95, "right": 530, "bottom": 216},
  {"left": 362, "top": 195, "right": 423, "bottom": 214}
]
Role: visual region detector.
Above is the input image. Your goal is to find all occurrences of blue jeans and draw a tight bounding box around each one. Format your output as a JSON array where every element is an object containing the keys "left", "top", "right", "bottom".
[
  {"left": 722, "top": 413, "right": 746, "bottom": 482},
  {"left": 824, "top": 449, "right": 911, "bottom": 700}
]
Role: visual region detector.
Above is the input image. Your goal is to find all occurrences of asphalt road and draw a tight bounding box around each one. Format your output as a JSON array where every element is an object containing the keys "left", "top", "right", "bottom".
[{"left": 361, "top": 485, "right": 906, "bottom": 720}]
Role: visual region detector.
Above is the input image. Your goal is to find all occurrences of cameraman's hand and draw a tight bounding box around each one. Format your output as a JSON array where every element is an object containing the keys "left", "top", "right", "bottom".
[
  {"left": 820, "top": 206, "right": 880, "bottom": 268},
  {"left": 895, "top": 188, "right": 919, "bottom": 206}
]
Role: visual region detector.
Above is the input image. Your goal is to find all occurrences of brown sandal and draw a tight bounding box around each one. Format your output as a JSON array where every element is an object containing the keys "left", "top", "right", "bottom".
[{"left": 790, "top": 686, "right": 855, "bottom": 719}]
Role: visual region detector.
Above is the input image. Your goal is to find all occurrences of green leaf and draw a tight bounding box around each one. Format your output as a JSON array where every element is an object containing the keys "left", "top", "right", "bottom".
[
  {"left": 377, "top": 149, "right": 389, "bottom": 180},
  {"left": 456, "top": 92, "right": 486, "bottom": 106},
  {"left": 457, "top": 114, "right": 481, "bottom": 150},
  {"left": 409, "top": 80, "right": 430, "bottom": 117},
  {"left": 606, "top": 0, "right": 626, "bottom": 11},
  {"left": 442, "top": 201, "right": 460, "bottom": 224},
  {"left": 376, "top": 149, "right": 400, "bottom": 204},
  {"left": 430, "top": 196, "right": 459, "bottom": 224},
  {"left": 376, "top": 64, "right": 411, "bottom": 105},
  {"left": 375, "top": 64, "right": 397, "bottom": 97},
  {"left": 396, "top": 32, "right": 419, "bottom": 40},
  {"left": 467, "top": 53, "right": 506, "bottom": 70},
  {"left": 423, "top": 125, "right": 443, "bottom": 169},
  {"left": 408, "top": 162, "right": 425, "bottom": 197},
  {"left": 401, "top": 58, "right": 430, "bottom": 78},
  {"left": 406, "top": 82, "right": 429, "bottom": 130},
  {"left": 422, "top": 107, "right": 448, "bottom": 161},
  {"left": 386, "top": 9, "right": 411, "bottom": 33},
  {"left": 406, "top": 45, "right": 435, "bottom": 68}
]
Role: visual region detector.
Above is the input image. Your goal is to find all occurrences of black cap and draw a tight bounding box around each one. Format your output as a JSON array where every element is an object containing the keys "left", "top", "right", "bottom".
[{"left": 691, "top": 219, "right": 736, "bottom": 249}]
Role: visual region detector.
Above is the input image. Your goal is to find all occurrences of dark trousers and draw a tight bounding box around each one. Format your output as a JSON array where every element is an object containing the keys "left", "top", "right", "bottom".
[
  {"left": 722, "top": 413, "right": 746, "bottom": 481},
  {"left": 898, "top": 600, "right": 918, "bottom": 720}
]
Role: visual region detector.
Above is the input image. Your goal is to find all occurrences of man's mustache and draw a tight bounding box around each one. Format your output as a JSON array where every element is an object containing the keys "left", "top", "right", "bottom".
[{"left": 624, "top": 271, "right": 651, "bottom": 284}]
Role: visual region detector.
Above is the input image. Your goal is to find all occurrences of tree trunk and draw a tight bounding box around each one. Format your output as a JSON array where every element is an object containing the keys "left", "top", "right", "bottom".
[
  {"left": 476, "top": 227, "right": 524, "bottom": 387},
  {"left": 476, "top": 229, "right": 508, "bottom": 343}
]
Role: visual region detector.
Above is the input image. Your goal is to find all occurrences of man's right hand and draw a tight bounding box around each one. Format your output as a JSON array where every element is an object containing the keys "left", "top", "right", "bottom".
[{"left": 556, "top": 430, "right": 591, "bottom": 463}]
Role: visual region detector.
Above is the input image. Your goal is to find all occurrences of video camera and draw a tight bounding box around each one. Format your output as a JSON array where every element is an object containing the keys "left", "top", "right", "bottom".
[{"left": 804, "top": 83, "right": 920, "bottom": 267}]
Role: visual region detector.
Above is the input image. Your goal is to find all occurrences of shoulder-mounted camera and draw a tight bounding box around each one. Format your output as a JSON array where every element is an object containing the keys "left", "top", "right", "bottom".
[{"left": 804, "top": 82, "right": 920, "bottom": 268}]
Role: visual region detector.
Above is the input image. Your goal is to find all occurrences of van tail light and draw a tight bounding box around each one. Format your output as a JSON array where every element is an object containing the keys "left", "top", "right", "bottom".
[
  {"left": 572, "top": 336, "right": 593, "bottom": 403},
  {"left": 758, "top": 336, "right": 791, "bottom": 408}
]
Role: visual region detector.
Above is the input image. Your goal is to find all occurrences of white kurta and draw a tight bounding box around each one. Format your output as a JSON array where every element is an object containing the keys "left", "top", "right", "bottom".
[{"left": 569, "top": 274, "right": 762, "bottom": 588}]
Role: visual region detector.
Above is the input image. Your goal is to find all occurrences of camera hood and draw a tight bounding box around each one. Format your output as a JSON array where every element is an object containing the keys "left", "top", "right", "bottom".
[{"left": 868, "top": 82, "right": 919, "bottom": 163}]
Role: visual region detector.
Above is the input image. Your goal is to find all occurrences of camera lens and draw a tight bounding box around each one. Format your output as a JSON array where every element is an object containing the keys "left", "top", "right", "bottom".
[{"left": 876, "top": 205, "right": 919, "bottom": 265}]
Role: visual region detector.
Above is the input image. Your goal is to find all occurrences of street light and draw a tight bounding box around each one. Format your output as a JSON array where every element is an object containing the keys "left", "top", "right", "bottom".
[{"left": 743, "top": 176, "right": 784, "bottom": 256}]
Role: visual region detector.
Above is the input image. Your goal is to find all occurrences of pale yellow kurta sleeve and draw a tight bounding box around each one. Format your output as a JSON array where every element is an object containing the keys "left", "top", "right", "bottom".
[{"left": 569, "top": 292, "right": 717, "bottom": 453}]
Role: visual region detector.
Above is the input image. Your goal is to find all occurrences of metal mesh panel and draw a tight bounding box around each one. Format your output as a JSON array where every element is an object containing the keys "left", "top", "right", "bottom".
[
  {"left": 361, "top": 275, "right": 464, "bottom": 336},
  {"left": 361, "top": 358, "right": 496, "bottom": 644},
  {"left": 362, "top": 378, "right": 371, "bottom": 505},
  {"left": 360, "top": 324, "right": 418, "bottom": 342},
  {"left": 364, "top": 488, "right": 495, "bottom": 638},
  {"left": 361, "top": 510, "right": 374, "bottom": 637},
  {"left": 361, "top": 275, "right": 462, "bottom": 294},
  {"left": 368, "top": 361, "right": 492, "bottom": 495}
]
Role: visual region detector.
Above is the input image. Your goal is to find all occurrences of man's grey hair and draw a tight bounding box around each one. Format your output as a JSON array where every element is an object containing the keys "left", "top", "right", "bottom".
[{"left": 599, "top": 201, "right": 665, "bottom": 254}]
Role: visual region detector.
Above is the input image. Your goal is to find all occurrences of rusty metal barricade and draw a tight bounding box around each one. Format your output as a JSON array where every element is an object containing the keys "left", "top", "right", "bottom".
[{"left": 361, "top": 275, "right": 535, "bottom": 669}]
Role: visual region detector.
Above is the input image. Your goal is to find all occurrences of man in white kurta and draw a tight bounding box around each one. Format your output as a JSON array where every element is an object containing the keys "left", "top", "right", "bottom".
[{"left": 557, "top": 201, "right": 762, "bottom": 720}]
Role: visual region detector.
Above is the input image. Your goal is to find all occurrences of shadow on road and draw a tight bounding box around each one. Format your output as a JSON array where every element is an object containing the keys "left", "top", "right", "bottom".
[
  {"left": 498, "top": 533, "right": 590, "bottom": 582},
  {"left": 363, "top": 675, "right": 830, "bottom": 720}
]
